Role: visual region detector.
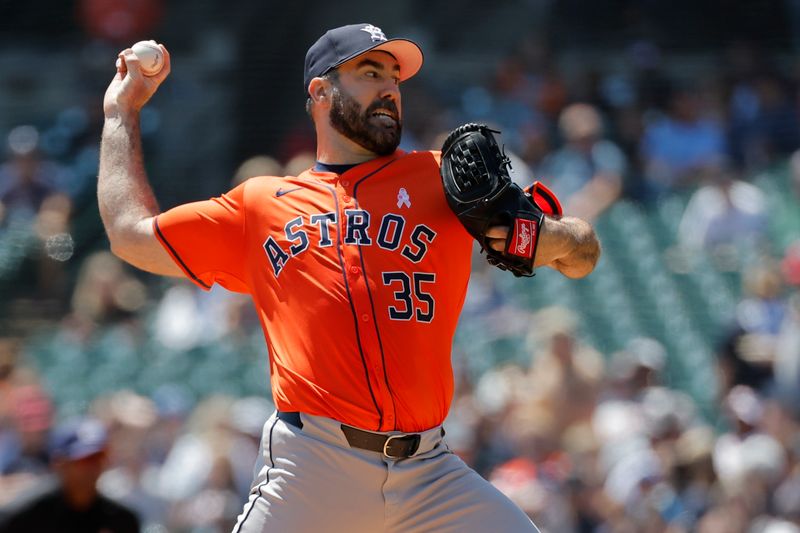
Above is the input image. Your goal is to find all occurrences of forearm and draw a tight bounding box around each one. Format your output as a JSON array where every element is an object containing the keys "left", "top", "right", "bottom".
[
  {"left": 98, "top": 113, "right": 160, "bottom": 261},
  {"left": 535, "top": 216, "right": 600, "bottom": 278}
]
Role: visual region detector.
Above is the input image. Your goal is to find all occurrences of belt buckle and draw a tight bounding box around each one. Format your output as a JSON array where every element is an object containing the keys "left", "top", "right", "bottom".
[
  {"left": 383, "top": 434, "right": 420, "bottom": 459},
  {"left": 383, "top": 435, "right": 404, "bottom": 458}
]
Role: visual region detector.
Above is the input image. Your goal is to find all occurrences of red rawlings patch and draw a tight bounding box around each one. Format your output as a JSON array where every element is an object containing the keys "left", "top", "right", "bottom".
[{"left": 509, "top": 218, "right": 538, "bottom": 258}]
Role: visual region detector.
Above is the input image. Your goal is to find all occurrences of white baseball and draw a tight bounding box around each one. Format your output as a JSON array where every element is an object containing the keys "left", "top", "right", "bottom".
[{"left": 131, "top": 40, "right": 164, "bottom": 76}]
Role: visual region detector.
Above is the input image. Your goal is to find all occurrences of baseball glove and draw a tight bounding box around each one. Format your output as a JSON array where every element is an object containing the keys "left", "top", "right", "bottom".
[{"left": 440, "top": 123, "right": 559, "bottom": 277}]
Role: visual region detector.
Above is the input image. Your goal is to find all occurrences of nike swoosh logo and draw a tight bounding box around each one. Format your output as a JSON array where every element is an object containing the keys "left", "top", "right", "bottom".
[{"left": 275, "top": 187, "right": 303, "bottom": 197}]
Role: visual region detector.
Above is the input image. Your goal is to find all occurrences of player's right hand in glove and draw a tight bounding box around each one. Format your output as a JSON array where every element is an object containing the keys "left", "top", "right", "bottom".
[
  {"left": 439, "top": 123, "right": 562, "bottom": 277},
  {"left": 485, "top": 180, "right": 562, "bottom": 252}
]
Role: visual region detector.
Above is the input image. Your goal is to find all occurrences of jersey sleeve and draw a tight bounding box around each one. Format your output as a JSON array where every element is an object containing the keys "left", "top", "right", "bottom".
[{"left": 154, "top": 182, "right": 250, "bottom": 293}]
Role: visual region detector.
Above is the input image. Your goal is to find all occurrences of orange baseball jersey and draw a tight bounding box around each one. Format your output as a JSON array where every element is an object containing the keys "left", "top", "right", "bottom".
[{"left": 154, "top": 150, "right": 473, "bottom": 432}]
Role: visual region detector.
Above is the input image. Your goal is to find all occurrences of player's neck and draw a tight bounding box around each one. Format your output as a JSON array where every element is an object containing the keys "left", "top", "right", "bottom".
[{"left": 315, "top": 124, "right": 380, "bottom": 166}]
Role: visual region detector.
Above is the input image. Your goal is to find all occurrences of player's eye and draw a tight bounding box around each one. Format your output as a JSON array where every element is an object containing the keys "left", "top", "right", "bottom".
[{"left": 365, "top": 70, "right": 378, "bottom": 78}]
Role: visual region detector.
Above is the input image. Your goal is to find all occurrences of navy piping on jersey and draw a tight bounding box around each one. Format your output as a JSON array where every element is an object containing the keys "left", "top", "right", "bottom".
[
  {"left": 351, "top": 157, "right": 405, "bottom": 430},
  {"left": 317, "top": 181, "right": 383, "bottom": 427},
  {"left": 233, "top": 415, "right": 279, "bottom": 533},
  {"left": 154, "top": 217, "right": 211, "bottom": 289}
]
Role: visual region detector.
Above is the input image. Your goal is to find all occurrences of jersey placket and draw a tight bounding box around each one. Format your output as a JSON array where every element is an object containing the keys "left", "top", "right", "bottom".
[{"left": 338, "top": 176, "right": 397, "bottom": 431}]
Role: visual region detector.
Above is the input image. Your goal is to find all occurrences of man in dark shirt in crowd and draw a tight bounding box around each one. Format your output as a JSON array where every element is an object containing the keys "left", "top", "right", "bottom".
[{"left": 0, "top": 417, "right": 139, "bottom": 533}]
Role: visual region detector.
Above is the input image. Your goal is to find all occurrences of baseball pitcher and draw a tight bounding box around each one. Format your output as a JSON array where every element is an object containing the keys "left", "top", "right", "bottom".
[{"left": 99, "top": 23, "right": 600, "bottom": 533}]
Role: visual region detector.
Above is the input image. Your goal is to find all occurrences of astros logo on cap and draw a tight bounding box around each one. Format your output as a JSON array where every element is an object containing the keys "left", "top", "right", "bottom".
[{"left": 361, "top": 24, "right": 387, "bottom": 42}]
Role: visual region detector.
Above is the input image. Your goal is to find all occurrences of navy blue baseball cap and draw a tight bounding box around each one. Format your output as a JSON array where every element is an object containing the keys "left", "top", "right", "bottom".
[
  {"left": 49, "top": 417, "right": 107, "bottom": 461},
  {"left": 304, "top": 23, "right": 424, "bottom": 94}
]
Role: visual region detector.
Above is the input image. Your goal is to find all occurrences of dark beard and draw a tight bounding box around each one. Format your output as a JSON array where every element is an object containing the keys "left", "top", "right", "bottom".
[{"left": 328, "top": 84, "right": 401, "bottom": 156}]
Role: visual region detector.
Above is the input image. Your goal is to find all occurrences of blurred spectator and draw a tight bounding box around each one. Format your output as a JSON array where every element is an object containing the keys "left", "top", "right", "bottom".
[
  {"left": 542, "top": 103, "right": 625, "bottom": 221},
  {"left": 0, "top": 417, "right": 139, "bottom": 532},
  {"left": 284, "top": 151, "right": 316, "bottom": 177},
  {"left": 0, "top": 362, "right": 53, "bottom": 506},
  {"left": 69, "top": 251, "right": 147, "bottom": 328},
  {"left": 152, "top": 282, "right": 253, "bottom": 352},
  {"left": 589, "top": 335, "right": 700, "bottom": 531},
  {"left": 641, "top": 85, "right": 726, "bottom": 196},
  {"left": 224, "top": 396, "right": 272, "bottom": 499},
  {"left": 489, "top": 407, "right": 575, "bottom": 530},
  {"left": 94, "top": 391, "right": 166, "bottom": 529},
  {"left": 729, "top": 72, "right": 800, "bottom": 171},
  {"left": 482, "top": 56, "right": 544, "bottom": 153},
  {"left": 0, "top": 383, "right": 53, "bottom": 477},
  {"left": 520, "top": 41, "right": 569, "bottom": 122},
  {"left": 147, "top": 384, "right": 194, "bottom": 465},
  {"left": 717, "top": 261, "right": 786, "bottom": 394},
  {"left": 713, "top": 386, "right": 787, "bottom": 501},
  {"left": 0, "top": 126, "right": 74, "bottom": 298},
  {"left": 677, "top": 161, "right": 768, "bottom": 253},
  {"left": 602, "top": 446, "right": 675, "bottom": 529},
  {"left": 628, "top": 41, "right": 672, "bottom": 112},
  {"left": 672, "top": 425, "right": 716, "bottom": 524},
  {"left": 458, "top": 46, "right": 559, "bottom": 157},
  {"left": 443, "top": 384, "right": 482, "bottom": 467},
  {"left": 524, "top": 307, "right": 604, "bottom": 437},
  {"left": 606, "top": 337, "right": 667, "bottom": 401},
  {"left": 151, "top": 395, "right": 250, "bottom": 531},
  {"left": 168, "top": 454, "right": 240, "bottom": 532},
  {"left": 738, "top": 261, "right": 787, "bottom": 336},
  {"left": 154, "top": 397, "right": 232, "bottom": 505},
  {"left": 0, "top": 126, "right": 71, "bottom": 227},
  {"left": 230, "top": 155, "right": 282, "bottom": 188}
]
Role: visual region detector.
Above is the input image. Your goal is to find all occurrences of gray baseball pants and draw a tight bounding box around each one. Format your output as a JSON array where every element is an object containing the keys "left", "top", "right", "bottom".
[{"left": 232, "top": 411, "right": 538, "bottom": 533}]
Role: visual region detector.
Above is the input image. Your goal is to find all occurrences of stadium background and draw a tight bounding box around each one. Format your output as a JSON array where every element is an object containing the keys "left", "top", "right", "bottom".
[{"left": 2, "top": 0, "right": 800, "bottom": 531}]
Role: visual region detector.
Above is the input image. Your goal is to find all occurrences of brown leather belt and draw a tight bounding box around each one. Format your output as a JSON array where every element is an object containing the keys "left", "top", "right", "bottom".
[
  {"left": 340, "top": 424, "right": 421, "bottom": 459},
  {"left": 277, "top": 411, "right": 423, "bottom": 459}
]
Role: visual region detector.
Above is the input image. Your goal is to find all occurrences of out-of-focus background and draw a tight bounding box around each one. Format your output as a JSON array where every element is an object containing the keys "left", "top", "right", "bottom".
[{"left": 1, "top": 0, "right": 800, "bottom": 531}]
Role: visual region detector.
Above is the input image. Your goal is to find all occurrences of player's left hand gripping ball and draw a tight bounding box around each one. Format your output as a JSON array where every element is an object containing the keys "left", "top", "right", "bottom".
[{"left": 439, "top": 123, "right": 549, "bottom": 277}]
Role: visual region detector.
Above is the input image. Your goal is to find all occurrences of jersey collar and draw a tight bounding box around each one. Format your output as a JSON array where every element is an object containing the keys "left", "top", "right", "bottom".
[{"left": 307, "top": 150, "right": 406, "bottom": 181}]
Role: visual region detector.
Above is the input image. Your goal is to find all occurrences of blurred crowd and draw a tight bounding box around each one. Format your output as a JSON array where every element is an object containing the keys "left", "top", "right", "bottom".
[
  {"left": 2, "top": 292, "right": 800, "bottom": 531},
  {"left": 1, "top": 20, "right": 800, "bottom": 533},
  {"left": 447, "top": 305, "right": 800, "bottom": 533}
]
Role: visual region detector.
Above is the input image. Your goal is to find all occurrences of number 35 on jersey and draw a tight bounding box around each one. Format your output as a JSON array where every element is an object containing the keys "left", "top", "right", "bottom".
[{"left": 262, "top": 208, "right": 437, "bottom": 323}]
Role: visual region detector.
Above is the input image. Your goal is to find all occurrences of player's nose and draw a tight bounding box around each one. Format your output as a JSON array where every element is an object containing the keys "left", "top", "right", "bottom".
[{"left": 379, "top": 80, "right": 400, "bottom": 101}]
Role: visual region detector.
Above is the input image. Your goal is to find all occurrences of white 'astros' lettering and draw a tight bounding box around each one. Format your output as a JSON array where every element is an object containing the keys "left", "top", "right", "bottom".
[{"left": 261, "top": 210, "right": 437, "bottom": 277}]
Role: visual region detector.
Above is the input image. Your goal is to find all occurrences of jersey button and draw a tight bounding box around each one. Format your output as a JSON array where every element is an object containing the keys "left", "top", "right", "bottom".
[
  {"left": 343, "top": 195, "right": 351, "bottom": 203},
  {"left": 341, "top": 180, "right": 350, "bottom": 187},
  {"left": 361, "top": 314, "right": 369, "bottom": 322},
  {"left": 350, "top": 266, "right": 360, "bottom": 274}
]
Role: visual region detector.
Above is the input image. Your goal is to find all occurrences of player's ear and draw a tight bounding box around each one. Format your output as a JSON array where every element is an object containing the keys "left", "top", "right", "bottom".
[{"left": 308, "top": 77, "right": 329, "bottom": 106}]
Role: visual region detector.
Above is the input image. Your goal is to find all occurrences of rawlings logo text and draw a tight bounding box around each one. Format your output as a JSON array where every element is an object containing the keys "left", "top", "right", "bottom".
[{"left": 510, "top": 219, "right": 537, "bottom": 259}]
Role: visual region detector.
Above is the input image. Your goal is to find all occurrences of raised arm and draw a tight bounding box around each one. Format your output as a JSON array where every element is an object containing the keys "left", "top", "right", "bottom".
[{"left": 98, "top": 44, "right": 182, "bottom": 276}]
